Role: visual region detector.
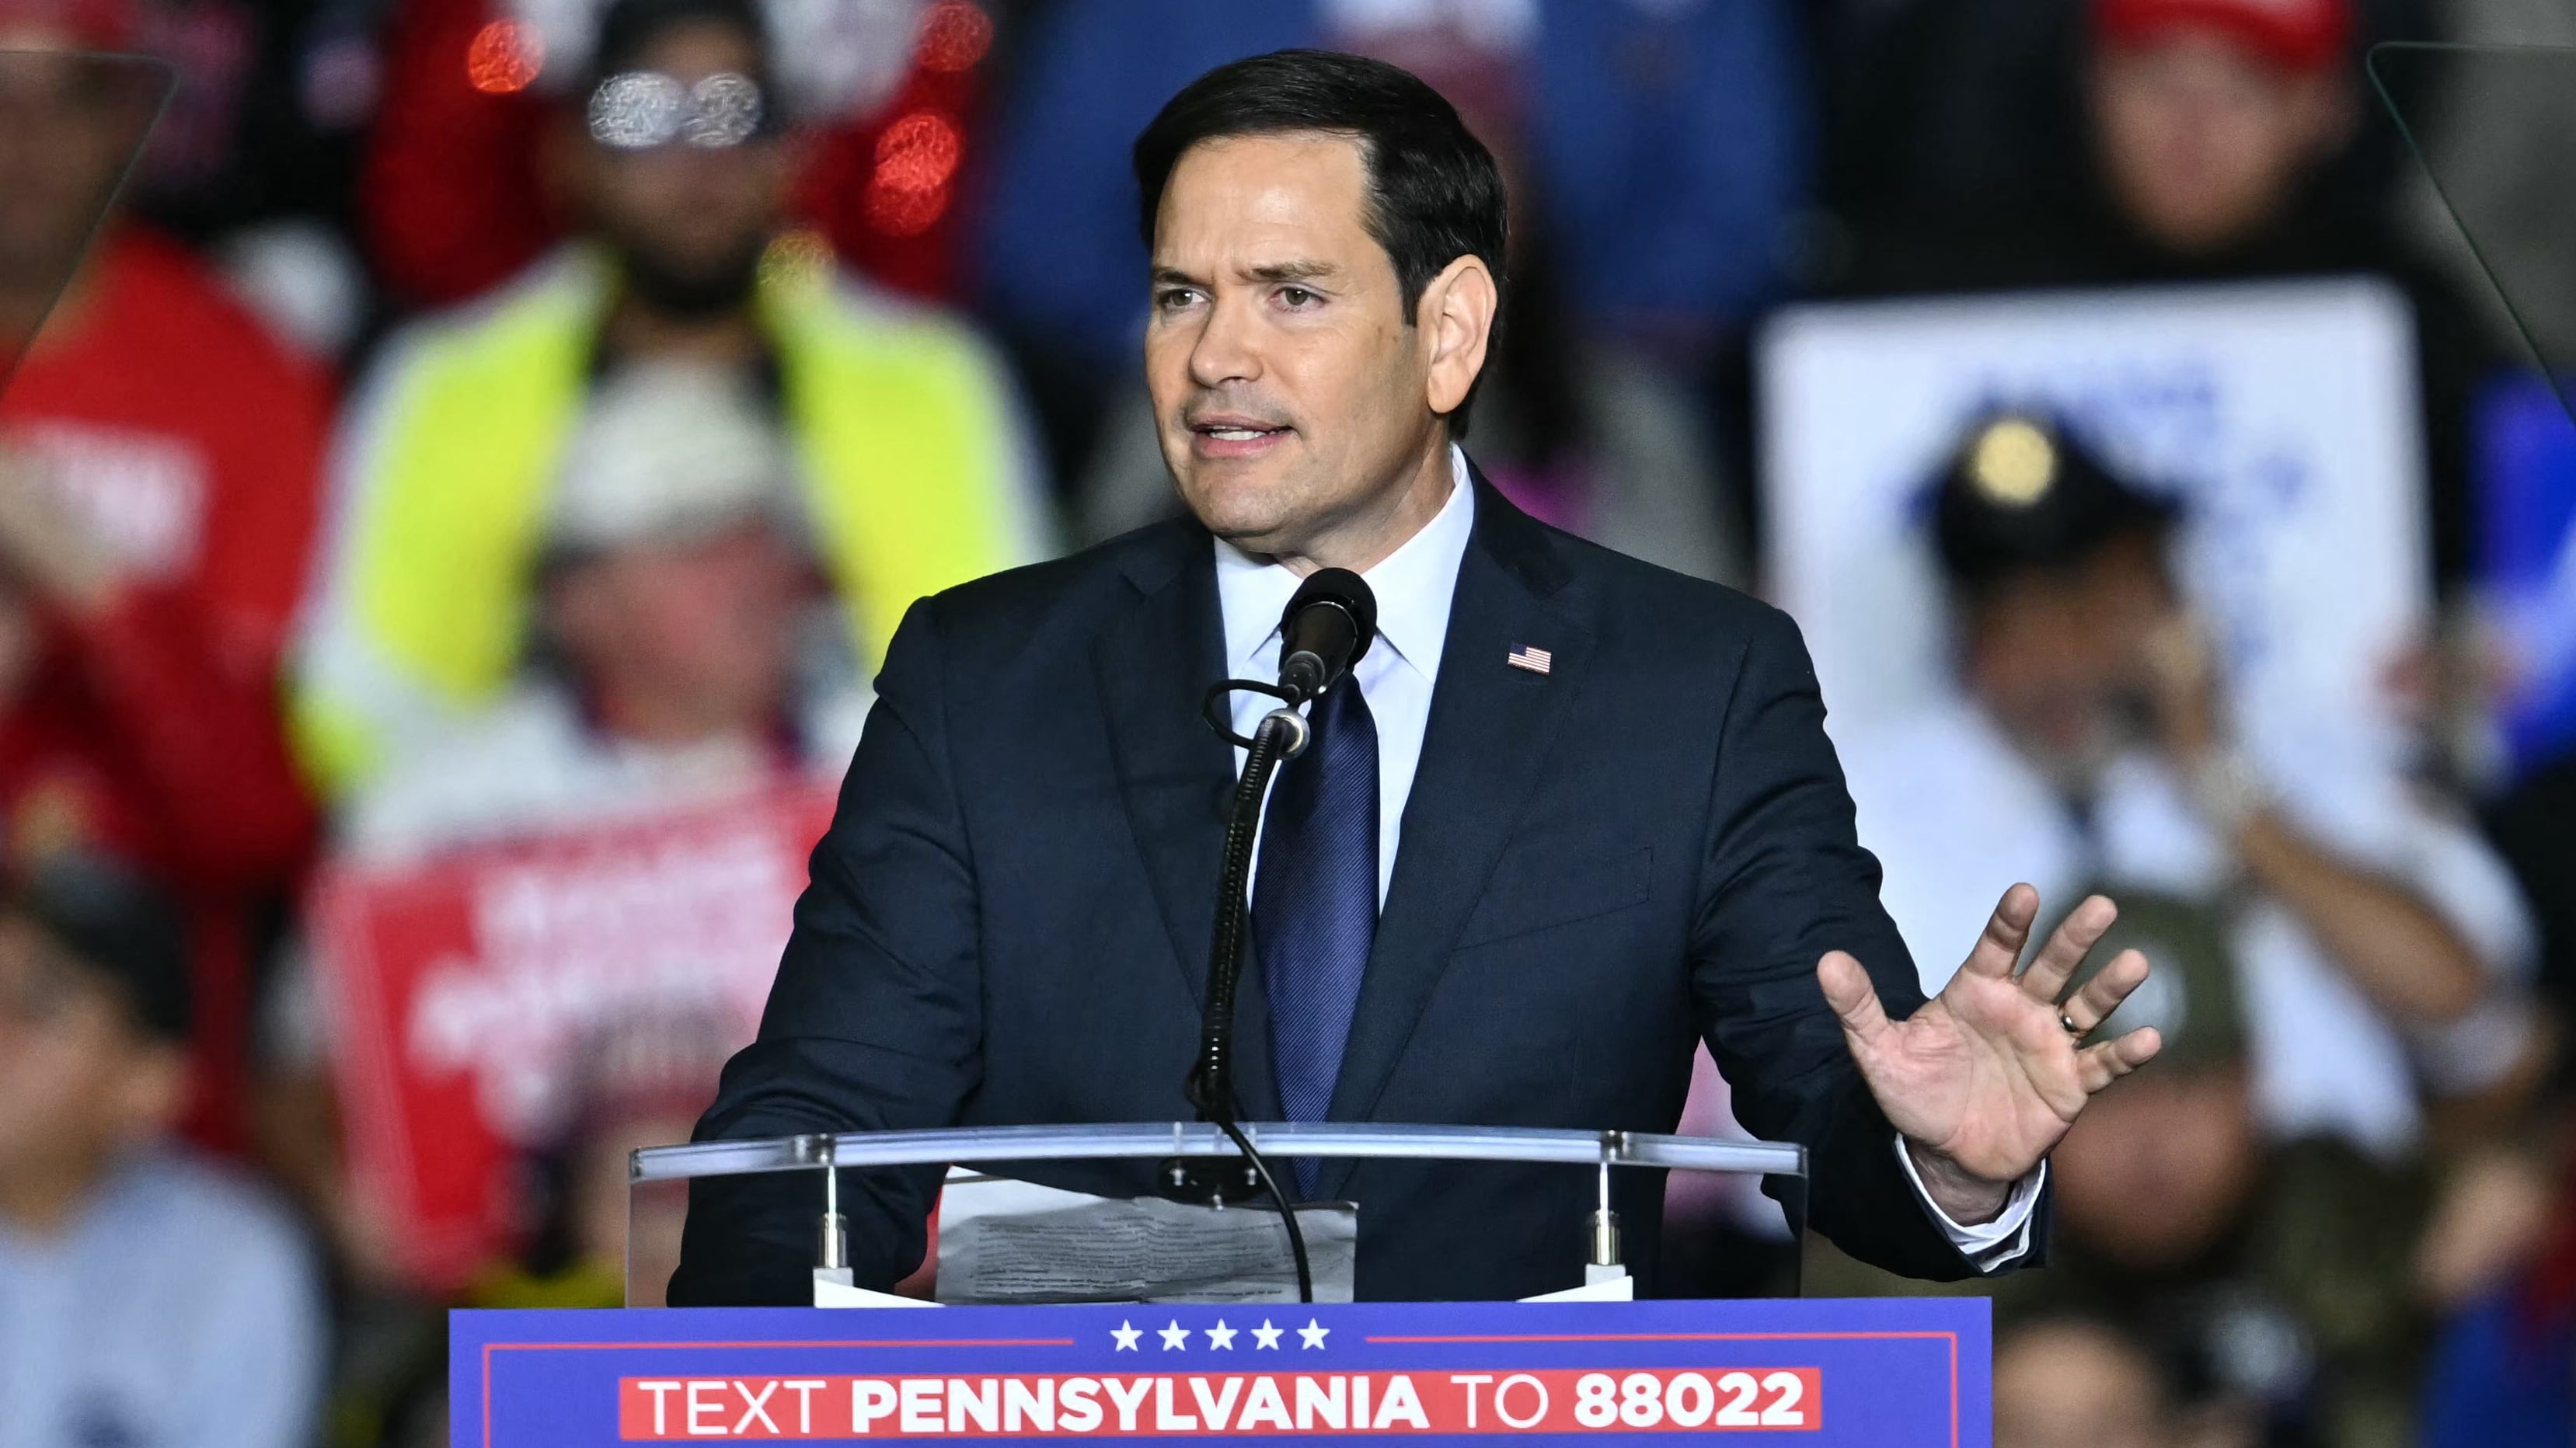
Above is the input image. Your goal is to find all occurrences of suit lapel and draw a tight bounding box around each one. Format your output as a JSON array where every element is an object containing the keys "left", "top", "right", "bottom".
[
  {"left": 1323, "top": 477, "right": 1591, "bottom": 1186},
  {"left": 1089, "top": 524, "right": 1286, "bottom": 1120}
]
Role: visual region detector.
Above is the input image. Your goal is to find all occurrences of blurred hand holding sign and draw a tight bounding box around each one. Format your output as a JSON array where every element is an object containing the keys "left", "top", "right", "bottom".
[{"left": 311, "top": 781, "right": 838, "bottom": 1288}]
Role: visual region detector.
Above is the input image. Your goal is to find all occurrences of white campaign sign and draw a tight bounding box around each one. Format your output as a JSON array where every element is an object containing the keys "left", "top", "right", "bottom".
[{"left": 1759, "top": 277, "right": 2428, "bottom": 802}]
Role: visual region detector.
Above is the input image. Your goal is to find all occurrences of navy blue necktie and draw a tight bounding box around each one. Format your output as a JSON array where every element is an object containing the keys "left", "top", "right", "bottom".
[{"left": 1253, "top": 674, "right": 1379, "bottom": 1185}]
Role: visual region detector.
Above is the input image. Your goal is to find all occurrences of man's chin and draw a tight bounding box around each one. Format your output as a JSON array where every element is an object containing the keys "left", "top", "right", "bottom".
[{"left": 1173, "top": 471, "right": 1306, "bottom": 548}]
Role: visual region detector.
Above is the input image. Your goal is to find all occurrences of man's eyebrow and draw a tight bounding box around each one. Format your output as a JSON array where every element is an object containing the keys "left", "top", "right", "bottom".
[
  {"left": 1149, "top": 265, "right": 1204, "bottom": 288},
  {"left": 1244, "top": 259, "right": 1338, "bottom": 284}
]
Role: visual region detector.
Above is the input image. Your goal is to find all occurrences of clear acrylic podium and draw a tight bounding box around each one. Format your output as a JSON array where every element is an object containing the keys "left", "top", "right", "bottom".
[{"left": 626, "top": 1122, "right": 1807, "bottom": 1307}]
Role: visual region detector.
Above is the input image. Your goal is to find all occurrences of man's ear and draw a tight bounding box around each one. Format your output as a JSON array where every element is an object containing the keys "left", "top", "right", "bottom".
[{"left": 1419, "top": 254, "right": 1498, "bottom": 419}]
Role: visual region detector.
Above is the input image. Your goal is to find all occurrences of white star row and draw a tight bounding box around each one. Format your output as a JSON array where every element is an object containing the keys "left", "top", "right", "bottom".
[{"left": 1109, "top": 1317, "right": 1330, "bottom": 1351}]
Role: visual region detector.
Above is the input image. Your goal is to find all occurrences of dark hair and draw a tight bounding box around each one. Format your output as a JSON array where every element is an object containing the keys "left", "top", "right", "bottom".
[
  {"left": 1131, "top": 49, "right": 1508, "bottom": 433},
  {"left": 587, "top": 0, "right": 772, "bottom": 89},
  {"left": 11, "top": 853, "right": 191, "bottom": 1044}
]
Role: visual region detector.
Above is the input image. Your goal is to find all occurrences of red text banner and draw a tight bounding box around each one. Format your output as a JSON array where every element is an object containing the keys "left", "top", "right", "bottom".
[{"left": 313, "top": 783, "right": 840, "bottom": 1286}]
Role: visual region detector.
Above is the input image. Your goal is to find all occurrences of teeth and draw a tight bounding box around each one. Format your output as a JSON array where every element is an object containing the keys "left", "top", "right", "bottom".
[{"left": 1208, "top": 428, "right": 1271, "bottom": 441}]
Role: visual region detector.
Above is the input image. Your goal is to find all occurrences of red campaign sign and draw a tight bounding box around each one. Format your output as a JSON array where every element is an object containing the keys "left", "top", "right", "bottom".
[
  {"left": 615, "top": 1370, "right": 1825, "bottom": 1437},
  {"left": 312, "top": 782, "right": 841, "bottom": 1287}
]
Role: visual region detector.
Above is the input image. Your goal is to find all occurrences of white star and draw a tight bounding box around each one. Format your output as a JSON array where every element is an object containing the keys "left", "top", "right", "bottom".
[
  {"left": 1110, "top": 1320, "right": 1142, "bottom": 1352},
  {"left": 1298, "top": 1318, "right": 1330, "bottom": 1350},
  {"left": 1159, "top": 1319, "right": 1191, "bottom": 1351},
  {"left": 1250, "top": 1319, "right": 1284, "bottom": 1350},
  {"left": 1204, "top": 1320, "right": 1237, "bottom": 1349}
]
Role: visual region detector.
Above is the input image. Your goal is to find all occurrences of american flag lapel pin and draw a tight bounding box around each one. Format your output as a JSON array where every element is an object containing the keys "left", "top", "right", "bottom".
[{"left": 1506, "top": 644, "right": 1553, "bottom": 676}]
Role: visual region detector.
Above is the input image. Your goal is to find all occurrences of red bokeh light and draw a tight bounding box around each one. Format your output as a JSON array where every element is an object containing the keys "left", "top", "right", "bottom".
[
  {"left": 465, "top": 19, "right": 543, "bottom": 96},
  {"left": 864, "top": 179, "right": 951, "bottom": 237},
  {"left": 872, "top": 111, "right": 963, "bottom": 195},
  {"left": 915, "top": 1, "right": 993, "bottom": 73}
]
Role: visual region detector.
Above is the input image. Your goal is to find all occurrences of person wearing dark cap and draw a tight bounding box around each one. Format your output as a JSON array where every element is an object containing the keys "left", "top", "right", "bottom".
[
  {"left": 293, "top": 0, "right": 1050, "bottom": 800},
  {"left": 0, "top": 856, "right": 324, "bottom": 1448},
  {"left": 1840, "top": 412, "right": 2539, "bottom": 1160}
]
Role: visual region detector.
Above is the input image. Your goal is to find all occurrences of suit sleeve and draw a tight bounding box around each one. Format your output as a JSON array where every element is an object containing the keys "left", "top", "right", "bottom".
[
  {"left": 670, "top": 597, "right": 985, "bottom": 1305},
  {"left": 1689, "top": 605, "right": 2035, "bottom": 1281}
]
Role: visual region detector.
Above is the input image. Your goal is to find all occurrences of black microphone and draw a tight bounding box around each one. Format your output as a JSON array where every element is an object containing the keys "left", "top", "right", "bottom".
[{"left": 1276, "top": 568, "right": 1377, "bottom": 705}]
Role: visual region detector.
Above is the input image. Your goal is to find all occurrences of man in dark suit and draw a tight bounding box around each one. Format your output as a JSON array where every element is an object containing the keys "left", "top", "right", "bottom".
[{"left": 671, "top": 49, "right": 2162, "bottom": 1305}]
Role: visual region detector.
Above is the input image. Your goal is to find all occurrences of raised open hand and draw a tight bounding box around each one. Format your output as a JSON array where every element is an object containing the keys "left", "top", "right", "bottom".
[{"left": 1816, "top": 885, "right": 2162, "bottom": 1220}]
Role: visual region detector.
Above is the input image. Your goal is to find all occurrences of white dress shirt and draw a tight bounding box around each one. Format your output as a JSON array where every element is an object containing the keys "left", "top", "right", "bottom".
[{"left": 1215, "top": 446, "right": 2039, "bottom": 1269}]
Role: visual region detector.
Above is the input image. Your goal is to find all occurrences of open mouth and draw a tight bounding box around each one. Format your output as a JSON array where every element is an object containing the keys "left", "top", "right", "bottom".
[{"left": 1188, "top": 417, "right": 1293, "bottom": 457}]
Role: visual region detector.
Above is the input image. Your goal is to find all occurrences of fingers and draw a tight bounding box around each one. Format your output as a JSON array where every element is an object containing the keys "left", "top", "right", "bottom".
[
  {"left": 1816, "top": 950, "right": 1891, "bottom": 1047},
  {"left": 2019, "top": 895, "right": 2118, "bottom": 1003},
  {"left": 2077, "top": 1026, "right": 2163, "bottom": 1093},
  {"left": 2061, "top": 948, "right": 2151, "bottom": 1033},
  {"left": 1959, "top": 883, "right": 2041, "bottom": 980}
]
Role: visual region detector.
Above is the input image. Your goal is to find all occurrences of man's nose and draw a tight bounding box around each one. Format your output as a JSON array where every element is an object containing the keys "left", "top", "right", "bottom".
[{"left": 1187, "top": 293, "right": 1264, "bottom": 390}]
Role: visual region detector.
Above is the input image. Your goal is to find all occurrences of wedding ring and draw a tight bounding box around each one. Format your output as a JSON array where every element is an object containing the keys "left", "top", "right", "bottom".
[{"left": 2059, "top": 1011, "right": 2088, "bottom": 1041}]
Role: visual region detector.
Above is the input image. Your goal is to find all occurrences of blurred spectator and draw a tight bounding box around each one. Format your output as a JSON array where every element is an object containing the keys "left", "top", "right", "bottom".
[
  {"left": 472, "top": 1006, "right": 730, "bottom": 1310},
  {"left": 2418, "top": 1125, "right": 2576, "bottom": 1445},
  {"left": 0, "top": 856, "right": 325, "bottom": 1448},
  {"left": 292, "top": 0, "right": 1047, "bottom": 799},
  {"left": 1074, "top": 12, "right": 1744, "bottom": 583},
  {"left": 978, "top": 0, "right": 1808, "bottom": 484},
  {"left": 1842, "top": 415, "right": 2539, "bottom": 1156},
  {"left": 103, "top": 0, "right": 388, "bottom": 359},
  {"left": 1820, "top": 884, "right": 2435, "bottom": 1443},
  {"left": 1993, "top": 1312, "right": 2210, "bottom": 1448},
  {"left": 364, "top": 0, "right": 992, "bottom": 310},
  {"left": 0, "top": 10, "right": 326, "bottom": 1153},
  {"left": 1842, "top": 0, "right": 2495, "bottom": 595},
  {"left": 342, "top": 361, "right": 866, "bottom": 855}
]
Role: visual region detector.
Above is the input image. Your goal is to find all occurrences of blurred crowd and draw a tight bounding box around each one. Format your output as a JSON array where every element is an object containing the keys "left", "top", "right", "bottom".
[{"left": 0, "top": 0, "right": 2572, "bottom": 1443}]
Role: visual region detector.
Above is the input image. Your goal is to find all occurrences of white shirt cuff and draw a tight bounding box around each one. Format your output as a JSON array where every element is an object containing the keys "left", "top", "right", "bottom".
[{"left": 1893, "top": 1136, "right": 2044, "bottom": 1272}]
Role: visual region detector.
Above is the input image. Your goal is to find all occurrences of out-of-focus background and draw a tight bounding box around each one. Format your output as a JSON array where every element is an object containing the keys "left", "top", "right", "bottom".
[{"left": 1, "top": 0, "right": 2574, "bottom": 1443}]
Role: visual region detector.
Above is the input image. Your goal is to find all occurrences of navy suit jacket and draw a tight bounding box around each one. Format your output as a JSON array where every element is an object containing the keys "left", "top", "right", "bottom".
[{"left": 671, "top": 475, "right": 2012, "bottom": 1304}]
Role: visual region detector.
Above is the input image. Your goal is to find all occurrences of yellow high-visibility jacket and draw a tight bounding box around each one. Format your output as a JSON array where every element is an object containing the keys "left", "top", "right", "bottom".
[{"left": 291, "top": 249, "right": 1051, "bottom": 796}]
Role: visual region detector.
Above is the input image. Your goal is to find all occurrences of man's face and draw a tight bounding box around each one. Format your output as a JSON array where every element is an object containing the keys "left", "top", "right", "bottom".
[
  {"left": 1961, "top": 535, "right": 2177, "bottom": 782},
  {"left": 2051, "top": 1063, "right": 2260, "bottom": 1269},
  {"left": 1145, "top": 133, "right": 1450, "bottom": 560},
  {"left": 549, "top": 524, "right": 807, "bottom": 735},
  {"left": 0, "top": 39, "right": 150, "bottom": 309},
  {"left": 2092, "top": 31, "right": 2347, "bottom": 255},
  {"left": 575, "top": 21, "right": 789, "bottom": 312},
  {"left": 0, "top": 917, "right": 179, "bottom": 1189}
]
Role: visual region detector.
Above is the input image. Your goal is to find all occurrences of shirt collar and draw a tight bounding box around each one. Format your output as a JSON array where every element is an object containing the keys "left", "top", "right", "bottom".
[{"left": 1215, "top": 445, "right": 1478, "bottom": 683}]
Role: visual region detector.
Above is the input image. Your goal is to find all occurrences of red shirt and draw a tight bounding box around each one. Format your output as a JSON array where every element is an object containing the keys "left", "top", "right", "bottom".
[{"left": 0, "top": 227, "right": 326, "bottom": 1149}]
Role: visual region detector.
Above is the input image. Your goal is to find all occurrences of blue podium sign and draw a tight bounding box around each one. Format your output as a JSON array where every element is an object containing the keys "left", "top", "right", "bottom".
[{"left": 454, "top": 1297, "right": 1987, "bottom": 1445}]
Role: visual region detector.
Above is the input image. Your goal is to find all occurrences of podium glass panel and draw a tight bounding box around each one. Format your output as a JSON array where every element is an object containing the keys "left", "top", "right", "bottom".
[
  {"left": 0, "top": 50, "right": 170, "bottom": 394},
  {"left": 625, "top": 1123, "right": 1807, "bottom": 1307}
]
